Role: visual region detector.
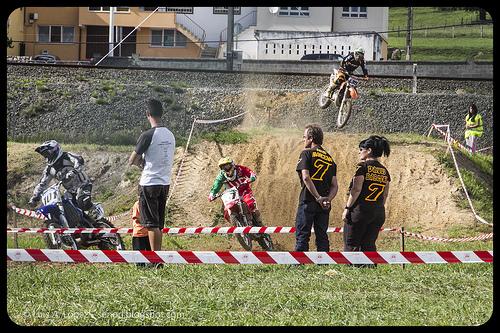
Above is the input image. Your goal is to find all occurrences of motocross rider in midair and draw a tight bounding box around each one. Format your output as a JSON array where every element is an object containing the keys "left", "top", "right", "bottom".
[{"left": 324, "top": 47, "right": 369, "bottom": 98}]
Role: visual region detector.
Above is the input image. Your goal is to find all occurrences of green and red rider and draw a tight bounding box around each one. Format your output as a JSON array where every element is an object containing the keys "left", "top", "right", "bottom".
[{"left": 208, "top": 157, "right": 264, "bottom": 226}]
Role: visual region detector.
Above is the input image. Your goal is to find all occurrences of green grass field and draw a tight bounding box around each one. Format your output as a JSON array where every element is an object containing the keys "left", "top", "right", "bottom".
[
  {"left": 388, "top": 7, "right": 493, "bottom": 61},
  {"left": 7, "top": 233, "right": 493, "bottom": 326}
]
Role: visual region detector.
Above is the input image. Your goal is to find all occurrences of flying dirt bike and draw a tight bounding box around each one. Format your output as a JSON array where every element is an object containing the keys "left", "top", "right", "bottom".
[
  {"left": 210, "top": 182, "right": 274, "bottom": 251},
  {"left": 318, "top": 67, "right": 367, "bottom": 129},
  {"left": 36, "top": 181, "right": 125, "bottom": 250}
]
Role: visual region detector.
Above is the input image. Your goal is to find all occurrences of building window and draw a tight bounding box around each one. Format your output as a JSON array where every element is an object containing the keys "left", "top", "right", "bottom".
[
  {"left": 151, "top": 29, "right": 188, "bottom": 47},
  {"left": 38, "top": 25, "right": 74, "bottom": 43},
  {"left": 342, "top": 7, "right": 367, "bottom": 18},
  {"left": 278, "top": 7, "right": 309, "bottom": 17},
  {"left": 213, "top": 7, "right": 241, "bottom": 15},
  {"left": 89, "top": 7, "right": 129, "bottom": 12},
  {"left": 166, "top": 7, "right": 193, "bottom": 14},
  {"left": 140, "top": 7, "right": 193, "bottom": 13}
]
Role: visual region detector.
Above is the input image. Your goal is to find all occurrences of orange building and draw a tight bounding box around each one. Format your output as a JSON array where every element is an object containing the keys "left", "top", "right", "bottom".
[{"left": 7, "top": 7, "right": 205, "bottom": 60}]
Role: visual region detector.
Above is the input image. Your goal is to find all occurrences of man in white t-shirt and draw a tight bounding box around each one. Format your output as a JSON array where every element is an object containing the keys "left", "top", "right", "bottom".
[{"left": 129, "top": 99, "right": 175, "bottom": 252}]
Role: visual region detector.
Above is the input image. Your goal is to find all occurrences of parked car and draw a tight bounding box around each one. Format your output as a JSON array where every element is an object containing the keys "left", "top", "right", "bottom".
[
  {"left": 300, "top": 53, "right": 343, "bottom": 61},
  {"left": 30, "top": 54, "right": 60, "bottom": 64}
]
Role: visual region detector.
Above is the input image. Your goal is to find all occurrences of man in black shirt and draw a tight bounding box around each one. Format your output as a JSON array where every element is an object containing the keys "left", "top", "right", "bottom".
[{"left": 295, "top": 124, "right": 338, "bottom": 252}]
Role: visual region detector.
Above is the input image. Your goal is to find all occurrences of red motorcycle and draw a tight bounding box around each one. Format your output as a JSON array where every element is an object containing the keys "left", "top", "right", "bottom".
[{"left": 210, "top": 182, "right": 274, "bottom": 251}]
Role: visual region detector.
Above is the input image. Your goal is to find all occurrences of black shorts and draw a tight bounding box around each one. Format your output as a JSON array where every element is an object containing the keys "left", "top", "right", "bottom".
[
  {"left": 139, "top": 185, "right": 169, "bottom": 229},
  {"left": 132, "top": 236, "right": 151, "bottom": 251}
]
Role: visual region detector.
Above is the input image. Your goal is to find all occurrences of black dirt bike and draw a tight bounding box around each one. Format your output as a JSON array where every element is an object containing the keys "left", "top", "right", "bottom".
[
  {"left": 36, "top": 181, "right": 125, "bottom": 250},
  {"left": 210, "top": 182, "right": 274, "bottom": 251}
]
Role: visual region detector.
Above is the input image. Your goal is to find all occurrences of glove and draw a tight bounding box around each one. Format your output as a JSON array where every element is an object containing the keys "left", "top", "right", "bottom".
[
  {"left": 28, "top": 197, "right": 38, "bottom": 207},
  {"left": 208, "top": 193, "right": 215, "bottom": 202},
  {"left": 249, "top": 175, "right": 256, "bottom": 183}
]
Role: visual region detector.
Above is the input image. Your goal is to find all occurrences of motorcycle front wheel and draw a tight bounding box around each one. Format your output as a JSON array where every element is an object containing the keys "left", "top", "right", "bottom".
[
  {"left": 257, "top": 234, "right": 274, "bottom": 251},
  {"left": 318, "top": 84, "right": 332, "bottom": 109},
  {"left": 95, "top": 219, "right": 125, "bottom": 250},
  {"left": 230, "top": 214, "right": 252, "bottom": 251},
  {"left": 43, "top": 220, "right": 78, "bottom": 250},
  {"left": 337, "top": 98, "right": 352, "bottom": 129}
]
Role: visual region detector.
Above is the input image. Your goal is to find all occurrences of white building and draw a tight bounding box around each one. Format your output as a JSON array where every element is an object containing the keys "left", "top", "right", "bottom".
[{"left": 219, "top": 6, "right": 388, "bottom": 61}]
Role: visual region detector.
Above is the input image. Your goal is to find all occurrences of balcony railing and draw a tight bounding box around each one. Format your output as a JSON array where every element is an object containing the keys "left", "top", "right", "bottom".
[
  {"left": 175, "top": 13, "right": 206, "bottom": 44},
  {"left": 219, "top": 10, "right": 256, "bottom": 43}
]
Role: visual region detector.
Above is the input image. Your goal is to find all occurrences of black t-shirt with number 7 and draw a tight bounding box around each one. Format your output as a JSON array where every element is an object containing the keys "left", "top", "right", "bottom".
[
  {"left": 296, "top": 146, "right": 337, "bottom": 202},
  {"left": 348, "top": 160, "right": 391, "bottom": 208}
]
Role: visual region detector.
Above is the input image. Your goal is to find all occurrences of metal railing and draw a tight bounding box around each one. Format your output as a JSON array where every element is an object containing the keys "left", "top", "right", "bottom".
[
  {"left": 219, "top": 10, "right": 257, "bottom": 44},
  {"left": 175, "top": 13, "right": 206, "bottom": 44}
]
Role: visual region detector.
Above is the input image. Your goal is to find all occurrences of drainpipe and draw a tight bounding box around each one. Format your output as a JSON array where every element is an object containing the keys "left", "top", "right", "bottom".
[
  {"left": 109, "top": 7, "right": 114, "bottom": 57},
  {"left": 331, "top": 7, "right": 334, "bottom": 32},
  {"left": 78, "top": 26, "right": 82, "bottom": 60},
  {"left": 226, "top": 7, "right": 234, "bottom": 71}
]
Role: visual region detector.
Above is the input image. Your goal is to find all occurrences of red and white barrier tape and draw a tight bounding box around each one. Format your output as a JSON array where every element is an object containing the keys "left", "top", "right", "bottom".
[
  {"left": 430, "top": 124, "right": 473, "bottom": 153},
  {"left": 106, "top": 210, "right": 131, "bottom": 222},
  {"left": 6, "top": 249, "right": 493, "bottom": 265},
  {"left": 6, "top": 226, "right": 398, "bottom": 235},
  {"left": 403, "top": 231, "right": 493, "bottom": 242},
  {"left": 7, "top": 227, "right": 492, "bottom": 243},
  {"left": 9, "top": 205, "right": 130, "bottom": 222},
  {"left": 10, "top": 206, "right": 47, "bottom": 220}
]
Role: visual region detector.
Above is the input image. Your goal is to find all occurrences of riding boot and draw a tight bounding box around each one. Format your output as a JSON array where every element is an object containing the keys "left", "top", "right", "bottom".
[{"left": 324, "top": 83, "right": 337, "bottom": 98}]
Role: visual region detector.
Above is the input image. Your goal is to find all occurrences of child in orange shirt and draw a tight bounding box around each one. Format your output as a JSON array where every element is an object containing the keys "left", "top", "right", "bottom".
[{"left": 132, "top": 200, "right": 151, "bottom": 252}]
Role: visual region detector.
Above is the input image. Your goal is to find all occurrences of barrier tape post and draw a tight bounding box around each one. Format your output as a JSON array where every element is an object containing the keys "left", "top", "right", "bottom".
[
  {"left": 400, "top": 226, "right": 405, "bottom": 269},
  {"left": 12, "top": 208, "right": 19, "bottom": 248}
]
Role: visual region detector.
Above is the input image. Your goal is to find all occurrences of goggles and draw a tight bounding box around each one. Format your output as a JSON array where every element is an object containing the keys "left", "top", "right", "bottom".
[{"left": 220, "top": 163, "right": 233, "bottom": 172}]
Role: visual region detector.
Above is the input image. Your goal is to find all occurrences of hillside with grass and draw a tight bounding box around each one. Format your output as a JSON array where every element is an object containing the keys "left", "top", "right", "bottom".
[{"left": 388, "top": 7, "right": 493, "bottom": 61}]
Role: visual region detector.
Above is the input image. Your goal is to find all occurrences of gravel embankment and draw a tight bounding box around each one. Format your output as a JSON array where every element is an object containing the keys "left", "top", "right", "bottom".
[{"left": 7, "top": 64, "right": 493, "bottom": 147}]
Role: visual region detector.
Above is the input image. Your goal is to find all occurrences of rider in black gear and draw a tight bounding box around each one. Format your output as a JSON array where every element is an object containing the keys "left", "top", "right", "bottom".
[
  {"left": 325, "top": 47, "right": 368, "bottom": 98},
  {"left": 29, "top": 140, "right": 95, "bottom": 213}
]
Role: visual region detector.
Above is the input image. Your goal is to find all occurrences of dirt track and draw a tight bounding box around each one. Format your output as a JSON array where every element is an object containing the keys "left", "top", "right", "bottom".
[
  {"left": 166, "top": 129, "right": 475, "bottom": 250},
  {"left": 7, "top": 130, "right": 477, "bottom": 252}
]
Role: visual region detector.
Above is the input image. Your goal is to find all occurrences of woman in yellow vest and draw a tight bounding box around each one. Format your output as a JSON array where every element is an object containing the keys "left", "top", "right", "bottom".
[{"left": 465, "top": 103, "right": 483, "bottom": 153}]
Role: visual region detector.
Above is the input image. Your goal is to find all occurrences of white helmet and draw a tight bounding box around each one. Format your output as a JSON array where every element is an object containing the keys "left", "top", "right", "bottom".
[
  {"left": 354, "top": 47, "right": 365, "bottom": 61},
  {"left": 35, "top": 140, "right": 63, "bottom": 165},
  {"left": 354, "top": 47, "right": 365, "bottom": 56}
]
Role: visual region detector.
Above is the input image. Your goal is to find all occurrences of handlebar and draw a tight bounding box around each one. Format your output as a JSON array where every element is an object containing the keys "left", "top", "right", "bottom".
[
  {"left": 209, "top": 180, "right": 251, "bottom": 202},
  {"left": 337, "top": 67, "right": 368, "bottom": 81}
]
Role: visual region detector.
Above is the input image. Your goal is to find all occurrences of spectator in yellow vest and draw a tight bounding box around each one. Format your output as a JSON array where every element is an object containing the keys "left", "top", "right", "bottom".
[{"left": 465, "top": 103, "right": 483, "bottom": 153}]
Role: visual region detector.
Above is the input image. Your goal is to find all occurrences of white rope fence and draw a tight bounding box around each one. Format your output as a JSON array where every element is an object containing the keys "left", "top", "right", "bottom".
[
  {"left": 428, "top": 124, "right": 492, "bottom": 227},
  {"left": 166, "top": 111, "right": 249, "bottom": 206}
]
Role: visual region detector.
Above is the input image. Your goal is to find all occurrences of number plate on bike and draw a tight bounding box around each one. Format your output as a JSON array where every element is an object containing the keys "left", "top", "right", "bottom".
[{"left": 220, "top": 188, "right": 239, "bottom": 208}]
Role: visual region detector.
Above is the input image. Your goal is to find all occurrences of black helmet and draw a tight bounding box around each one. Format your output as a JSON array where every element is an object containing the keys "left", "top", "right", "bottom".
[{"left": 35, "top": 140, "right": 63, "bottom": 165}]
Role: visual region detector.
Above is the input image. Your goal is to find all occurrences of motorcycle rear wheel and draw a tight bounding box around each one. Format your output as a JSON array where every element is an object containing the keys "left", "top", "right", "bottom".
[
  {"left": 230, "top": 214, "right": 252, "bottom": 251},
  {"left": 95, "top": 219, "right": 125, "bottom": 250}
]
